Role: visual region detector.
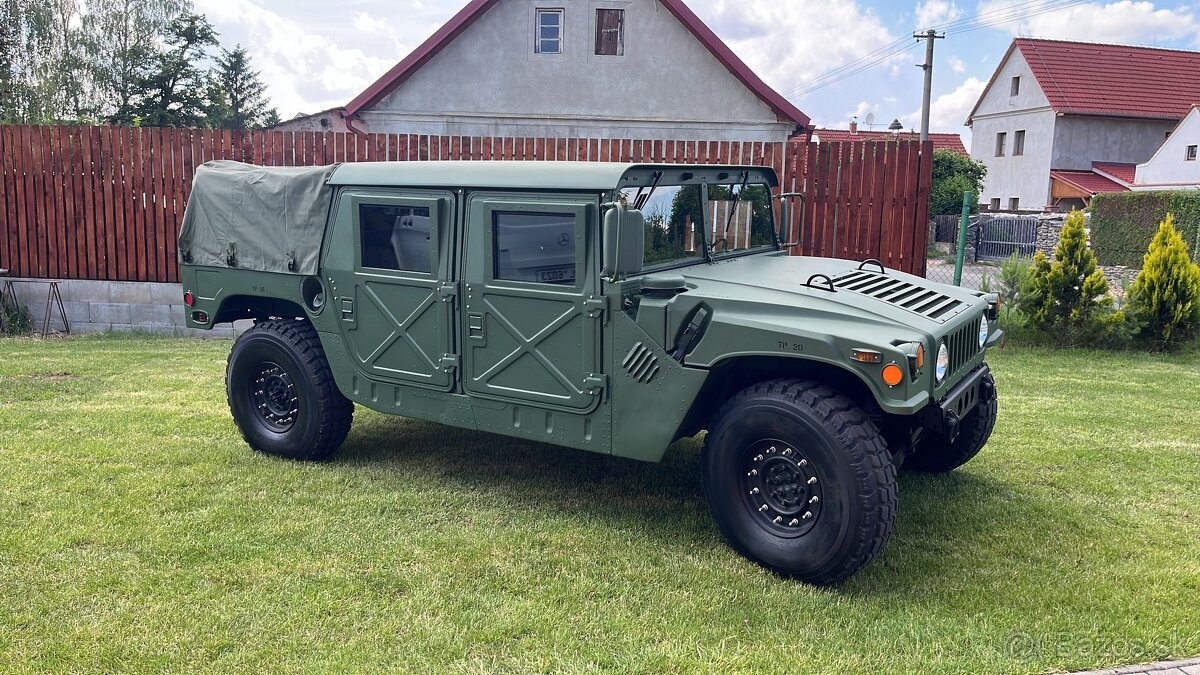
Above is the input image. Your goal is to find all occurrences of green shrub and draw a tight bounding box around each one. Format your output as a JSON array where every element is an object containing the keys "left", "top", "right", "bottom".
[
  {"left": 1091, "top": 191, "right": 1200, "bottom": 267},
  {"left": 1020, "top": 210, "right": 1112, "bottom": 327},
  {"left": 1127, "top": 214, "right": 1200, "bottom": 347},
  {"left": 997, "top": 252, "right": 1034, "bottom": 319},
  {"left": 1, "top": 301, "right": 33, "bottom": 335}
]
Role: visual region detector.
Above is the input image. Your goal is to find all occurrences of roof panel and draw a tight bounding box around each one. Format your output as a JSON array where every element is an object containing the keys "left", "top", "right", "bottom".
[
  {"left": 327, "top": 161, "right": 777, "bottom": 190},
  {"left": 813, "top": 129, "right": 967, "bottom": 154}
]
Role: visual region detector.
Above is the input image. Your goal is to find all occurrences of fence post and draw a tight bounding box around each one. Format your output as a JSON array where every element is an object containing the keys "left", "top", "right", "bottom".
[{"left": 954, "top": 191, "right": 973, "bottom": 286}]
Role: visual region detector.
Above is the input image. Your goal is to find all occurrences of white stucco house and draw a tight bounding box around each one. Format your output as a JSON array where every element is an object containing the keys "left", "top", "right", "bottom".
[
  {"left": 276, "top": 0, "right": 809, "bottom": 144},
  {"left": 1134, "top": 105, "right": 1200, "bottom": 191},
  {"left": 966, "top": 38, "right": 1200, "bottom": 211}
]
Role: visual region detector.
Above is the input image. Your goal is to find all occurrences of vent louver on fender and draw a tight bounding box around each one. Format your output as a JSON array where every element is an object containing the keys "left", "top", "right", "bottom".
[
  {"left": 832, "top": 271, "right": 966, "bottom": 322},
  {"left": 622, "top": 342, "right": 660, "bottom": 384}
]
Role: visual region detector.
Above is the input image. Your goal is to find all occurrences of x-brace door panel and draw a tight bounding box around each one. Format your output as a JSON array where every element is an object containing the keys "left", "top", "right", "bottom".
[{"left": 462, "top": 195, "right": 601, "bottom": 413}]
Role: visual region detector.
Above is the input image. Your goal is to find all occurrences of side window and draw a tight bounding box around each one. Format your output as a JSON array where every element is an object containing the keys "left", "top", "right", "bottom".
[
  {"left": 494, "top": 211, "right": 577, "bottom": 285},
  {"left": 535, "top": 9, "right": 563, "bottom": 54},
  {"left": 360, "top": 204, "right": 433, "bottom": 273}
]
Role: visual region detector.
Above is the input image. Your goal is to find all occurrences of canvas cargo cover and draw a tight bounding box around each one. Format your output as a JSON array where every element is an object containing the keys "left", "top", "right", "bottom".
[{"left": 178, "top": 161, "right": 340, "bottom": 275}]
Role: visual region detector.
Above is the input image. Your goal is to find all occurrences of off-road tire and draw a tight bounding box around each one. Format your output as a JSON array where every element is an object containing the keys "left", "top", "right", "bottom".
[
  {"left": 702, "top": 379, "right": 898, "bottom": 585},
  {"left": 226, "top": 319, "right": 353, "bottom": 461},
  {"left": 904, "top": 371, "right": 997, "bottom": 474}
]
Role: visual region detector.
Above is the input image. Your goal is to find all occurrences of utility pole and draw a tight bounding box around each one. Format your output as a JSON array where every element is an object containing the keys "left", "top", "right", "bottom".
[{"left": 914, "top": 28, "right": 945, "bottom": 142}]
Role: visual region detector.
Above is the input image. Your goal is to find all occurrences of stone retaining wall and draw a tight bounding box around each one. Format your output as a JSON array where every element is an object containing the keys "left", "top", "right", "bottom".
[{"left": 1, "top": 278, "right": 250, "bottom": 338}]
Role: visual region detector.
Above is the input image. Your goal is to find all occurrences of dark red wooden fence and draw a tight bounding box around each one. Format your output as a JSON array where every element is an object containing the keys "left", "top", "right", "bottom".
[{"left": 0, "top": 125, "right": 930, "bottom": 283}]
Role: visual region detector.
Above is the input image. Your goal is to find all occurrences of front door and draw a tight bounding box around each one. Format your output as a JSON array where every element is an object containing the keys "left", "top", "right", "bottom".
[
  {"left": 338, "top": 189, "right": 456, "bottom": 391},
  {"left": 461, "top": 194, "right": 604, "bottom": 413}
]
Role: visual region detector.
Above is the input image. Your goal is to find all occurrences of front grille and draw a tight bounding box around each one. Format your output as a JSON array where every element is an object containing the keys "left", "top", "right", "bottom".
[
  {"left": 945, "top": 317, "right": 982, "bottom": 381},
  {"left": 832, "top": 271, "right": 966, "bottom": 323}
]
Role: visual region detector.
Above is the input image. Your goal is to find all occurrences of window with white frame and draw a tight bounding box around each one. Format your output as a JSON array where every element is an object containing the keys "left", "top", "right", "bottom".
[{"left": 535, "top": 9, "right": 564, "bottom": 54}]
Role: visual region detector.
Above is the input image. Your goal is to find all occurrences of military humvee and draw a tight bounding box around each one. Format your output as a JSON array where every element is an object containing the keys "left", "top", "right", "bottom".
[{"left": 179, "top": 160, "right": 1000, "bottom": 584}]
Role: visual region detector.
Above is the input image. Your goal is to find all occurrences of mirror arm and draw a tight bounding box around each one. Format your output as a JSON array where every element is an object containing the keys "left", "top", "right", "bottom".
[{"left": 777, "top": 192, "right": 805, "bottom": 249}]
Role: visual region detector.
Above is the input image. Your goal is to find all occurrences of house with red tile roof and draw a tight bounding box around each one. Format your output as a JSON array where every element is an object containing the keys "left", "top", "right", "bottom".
[
  {"left": 813, "top": 123, "right": 968, "bottom": 155},
  {"left": 276, "top": 0, "right": 808, "bottom": 145},
  {"left": 966, "top": 38, "right": 1200, "bottom": 211},
  {"left": 1134, "top": 105, "right": 1200, "bottom": 190}
]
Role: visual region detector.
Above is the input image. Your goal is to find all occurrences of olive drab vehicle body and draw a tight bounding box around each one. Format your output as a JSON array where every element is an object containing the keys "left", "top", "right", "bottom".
[{"left": 180, "top": 160, "right": 1002, "bottom": 584}]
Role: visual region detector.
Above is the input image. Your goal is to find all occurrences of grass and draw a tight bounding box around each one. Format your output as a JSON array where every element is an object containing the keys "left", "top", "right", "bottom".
[{"left": 1, "top": 334, "right": 1198, "bottom": 674}]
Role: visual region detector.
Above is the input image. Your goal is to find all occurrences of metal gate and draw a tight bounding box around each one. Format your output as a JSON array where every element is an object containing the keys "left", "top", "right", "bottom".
[{"left": 977, "top": 216, "right": 1038, "bottom": 260}]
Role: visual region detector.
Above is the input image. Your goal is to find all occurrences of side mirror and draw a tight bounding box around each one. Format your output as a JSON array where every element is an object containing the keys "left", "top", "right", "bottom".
[
  {"left": 603, "top": 203, "right": 645, "bottom": 279},
  {"left": 777, "top": 192, "right": 805, "bottom": 248}
]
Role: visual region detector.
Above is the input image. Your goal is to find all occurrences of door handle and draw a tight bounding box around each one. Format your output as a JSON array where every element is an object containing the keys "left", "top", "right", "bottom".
[{"left": 467, "top": 313, "right": 485, "bottom": 341}]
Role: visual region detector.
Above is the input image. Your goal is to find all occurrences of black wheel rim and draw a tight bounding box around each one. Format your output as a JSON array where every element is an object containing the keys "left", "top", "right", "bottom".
[
  {"left": 250, "top": 361, "right": 299, "bottom": 432},
  {"left": 739, "top": 439, "right": 823, "bottom": 538}
]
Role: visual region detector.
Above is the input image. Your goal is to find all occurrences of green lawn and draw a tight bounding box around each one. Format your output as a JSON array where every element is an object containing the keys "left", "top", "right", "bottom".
[{"left": 1, "top": 335, "right": 1198, "bottom": 674}]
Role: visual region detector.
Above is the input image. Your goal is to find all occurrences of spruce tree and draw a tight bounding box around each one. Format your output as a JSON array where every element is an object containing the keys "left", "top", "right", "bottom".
[
  {"left": 205, "top": 45, "right": 278, "bottom": 129},
  {"left": 1128, "top": 213, "right": 1200, "bottom": 346},
  {"left": 1020, "top": 209, "right": 1110, "bottom": 327}
]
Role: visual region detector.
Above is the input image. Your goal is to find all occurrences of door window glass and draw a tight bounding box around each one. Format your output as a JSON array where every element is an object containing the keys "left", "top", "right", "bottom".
[
  {"left": 493, "top": 212, "right": 577, "bottom": 285},
  {"left": 360, "top": 204, "right": 433, "bottom": 273}
]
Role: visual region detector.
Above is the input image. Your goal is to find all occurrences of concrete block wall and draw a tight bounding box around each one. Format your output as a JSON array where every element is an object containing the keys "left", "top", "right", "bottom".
[{"left": 1, "top": 278, "right": 251, "bottom": 338}]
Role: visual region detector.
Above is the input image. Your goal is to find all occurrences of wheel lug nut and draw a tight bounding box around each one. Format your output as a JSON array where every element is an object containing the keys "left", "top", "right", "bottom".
[
  {"left": 807, "top": 477, "right": 818, "bottom": 485},
  {"left": 784, "top": 448, "right": 793, "bottom": 456},
  {"left": 769, "top": 446, "right": 776, "bottom": 453},
  {"left": 799, "top": 459, "right": 808, "bottom": 467},
  {"left": 773, "top": 516, "right": 782, "bottom": 524},
  {"left": 754, "top": 454, "right": 764, "bottom": 462},
  {"left": 803, "top": 511, "right": 813, "bottom": 519},
  {"left": 750, "top": 488, "right": 760, "bottom": 495},
  {"left": 809, "top": 496, "right": 820, "bottom": 504},
  {"left": 747, "top": 469, "right": 758, "bottom": 477},
  {"left": 759, "top": 504, "right": 769, "bottom": 512},
  {"left": 789, "top": 518, "right": 800, "bottom": 526}
]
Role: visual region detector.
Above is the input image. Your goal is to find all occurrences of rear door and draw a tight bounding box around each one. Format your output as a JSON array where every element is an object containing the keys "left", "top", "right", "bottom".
[
  {"left": 334, "top": 189, "right": 457, "bottom": 391},
  {"left": 461, "top": 193, "right": 605, "bottom": 413}
]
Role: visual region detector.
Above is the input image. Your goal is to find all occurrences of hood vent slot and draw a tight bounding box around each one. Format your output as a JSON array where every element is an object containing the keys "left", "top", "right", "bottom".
[{"left": 832, "top": 271, "right": 965, "bottom": 322}]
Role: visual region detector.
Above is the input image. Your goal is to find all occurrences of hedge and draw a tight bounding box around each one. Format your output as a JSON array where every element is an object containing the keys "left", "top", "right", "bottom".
[{"left": 1091, "top": 191, "right": 1200, "bottom": 268}]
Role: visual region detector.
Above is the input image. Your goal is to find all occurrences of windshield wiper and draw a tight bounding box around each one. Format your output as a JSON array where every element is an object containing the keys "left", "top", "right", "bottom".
[
  {"left": 633, "top": 171, "right": 664, "bottom": 211},
  {"left": 710, "top": 171, "right": 749, "bottom": 255}
]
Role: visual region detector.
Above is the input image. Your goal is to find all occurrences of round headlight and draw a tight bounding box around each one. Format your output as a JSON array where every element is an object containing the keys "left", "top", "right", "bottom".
[
  {"left": 978, "top": 318, "right": 990, "bottom": 348},
  {"left": 936, "top": 342, "right": 950, "bottom": 382}
]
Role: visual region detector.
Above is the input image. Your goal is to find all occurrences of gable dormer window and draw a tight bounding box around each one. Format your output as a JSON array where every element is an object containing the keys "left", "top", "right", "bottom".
[
  {"left": 1187, "top": 145, "right": 1198, "bottom": 162},
  {"left": 1010, "top": 76, "right": 1020, "bottom": 96},
  {"left": 595, "top": 9, "right": 625, "bottom": 56},
  {"left": 536, "top": 9, "right": 564, "bottom": 54}
]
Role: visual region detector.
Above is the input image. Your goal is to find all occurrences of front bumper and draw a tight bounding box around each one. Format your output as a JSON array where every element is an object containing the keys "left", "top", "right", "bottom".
[{"left": 918, "top": 364, "right": 994, "bottom": 443}]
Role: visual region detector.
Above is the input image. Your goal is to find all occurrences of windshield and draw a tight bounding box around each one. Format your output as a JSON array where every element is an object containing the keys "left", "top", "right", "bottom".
[{"left": 620, "top": 180, "right": 777, "bottom": 271}]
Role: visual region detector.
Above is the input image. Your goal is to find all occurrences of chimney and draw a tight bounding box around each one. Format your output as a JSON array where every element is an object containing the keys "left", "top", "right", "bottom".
[{"left": 849, "top": 120, "right": 859, "bottom": 134}]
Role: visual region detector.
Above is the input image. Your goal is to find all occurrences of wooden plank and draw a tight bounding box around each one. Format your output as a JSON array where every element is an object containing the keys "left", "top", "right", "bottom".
[
  {"left": 912, "top": 141, "right": 934, "bottom": 276},
  {"left": 61, "top": 128, "right": 80, "bottom": 281},
  {"left": 28, "top": 127, "right": 47, "bottom": 278},
  {"left": 45, "top": 126, "right": 64, "bottom": 279},
  {"left": 0, "top": 126, "right": 17, "bottom": 277},
  {"left": 11, "top": 127, "right": 30, "bottom": 278},
  {"left": 98, "top": 127, "right": 116, "bottom": 280},
  {"left": 109, "top": 126, "right": 126, "bottom": 281}
]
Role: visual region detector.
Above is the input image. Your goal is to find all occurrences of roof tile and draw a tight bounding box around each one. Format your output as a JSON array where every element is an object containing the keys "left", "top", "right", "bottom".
[{"left": 1016, "top": 38, "right": 1200, "bottom": 119}]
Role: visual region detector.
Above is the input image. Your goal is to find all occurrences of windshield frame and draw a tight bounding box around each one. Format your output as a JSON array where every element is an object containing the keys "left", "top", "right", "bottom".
[{"left": 615, "top": 165, "right": 781, "bottom": 276}]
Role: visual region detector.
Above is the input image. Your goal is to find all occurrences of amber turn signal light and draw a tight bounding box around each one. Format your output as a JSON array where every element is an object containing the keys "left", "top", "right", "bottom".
[
  {"left": 915, "top": 344, "right": 925, "bottom": 369},
  {"left": 881, "top": 363, "right": 905, "bottom": 387}
]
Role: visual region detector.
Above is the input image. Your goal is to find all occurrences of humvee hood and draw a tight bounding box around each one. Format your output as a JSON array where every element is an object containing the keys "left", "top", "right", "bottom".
[{"left": 676, "top": 254, "right": 983, "bottom": 333}]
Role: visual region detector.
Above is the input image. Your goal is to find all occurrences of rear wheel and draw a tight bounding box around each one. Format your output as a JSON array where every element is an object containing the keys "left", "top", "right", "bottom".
[
  {"left": 702, "top": 379, "right": 897, "bottom": 585},
  {"left": 226, "top": 319, "right": 353, "bottom": 461},
  {"left": 904, "top": 371, "right": 997, "bottom": 473}
]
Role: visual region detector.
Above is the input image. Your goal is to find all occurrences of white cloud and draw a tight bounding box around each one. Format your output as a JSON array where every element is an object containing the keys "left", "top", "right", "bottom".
[
  {"left": 948, "top": 56, "right": 967, "bottom": 73},
  {"left": 915, "top": 0, "right": 962, "bottom": 29},
  {"left": 194, "top": 0, "right": 456, "bottom": 119},
  {"left": 976, "top": 0, "right": 1199, "bottom": 45},
  {"left": 687, "top": 0, "right": 905, "bottom": 102},
  {"left": 901, "top": 76, "right": 986, "bottom": 132}
]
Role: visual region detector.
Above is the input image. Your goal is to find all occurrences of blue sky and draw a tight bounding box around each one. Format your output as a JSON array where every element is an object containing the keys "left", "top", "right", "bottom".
[{"left": 194, "top": 0, "right": 1200, "bottom": 146}]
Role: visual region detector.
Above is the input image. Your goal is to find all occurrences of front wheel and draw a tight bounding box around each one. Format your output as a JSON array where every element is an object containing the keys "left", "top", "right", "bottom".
[
  {"left": 702, "top": 379, "right": 897, "bottom": 585},
  {"left": 226, "top": 319, "right": 354, "bottom": 461}
]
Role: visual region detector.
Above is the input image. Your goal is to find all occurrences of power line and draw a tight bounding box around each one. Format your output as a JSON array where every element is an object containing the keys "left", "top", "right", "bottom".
[{"left": 782, "top": 0, "right": 1101, "bottom": 99}]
